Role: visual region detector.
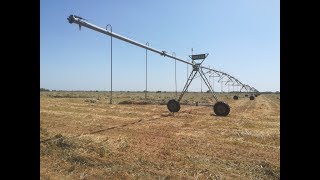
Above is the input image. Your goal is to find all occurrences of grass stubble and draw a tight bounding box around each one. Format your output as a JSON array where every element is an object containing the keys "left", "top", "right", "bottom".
[{"left": 40, "top": 91, "right": 280, "bottom": 179}]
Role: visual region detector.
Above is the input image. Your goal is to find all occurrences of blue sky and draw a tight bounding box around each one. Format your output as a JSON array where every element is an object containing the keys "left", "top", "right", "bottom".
[{"left": 40, "top": 0, "right": 279, "bottom": 92}]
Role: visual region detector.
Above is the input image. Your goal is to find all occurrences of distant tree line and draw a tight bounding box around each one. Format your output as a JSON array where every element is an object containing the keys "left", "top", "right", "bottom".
[
  {"left": 259, "top": 91, "right": 280, "bottom": 94},
  {"left": 39, "top": 88, "right": 280, "bottom": 94},
  {"left": 40, "top": 88, "right": 50, "bottom": 91}
]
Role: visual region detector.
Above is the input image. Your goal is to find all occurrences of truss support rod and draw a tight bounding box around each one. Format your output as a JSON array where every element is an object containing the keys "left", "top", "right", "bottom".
[
  {"left": 212, "top": 76, "right": 214, "bottom": 92},
  {"left": 198, "top": 68, "right": 219, "bottom": 101},
  {"left": 177, "top": 70, "right": 198, "bottom": 102},
  {"left": 172, "top": 52, "right": 177, "bottom": 97},
  {"left": 201, "top": 78, "right": 203, "bottom": 93}
]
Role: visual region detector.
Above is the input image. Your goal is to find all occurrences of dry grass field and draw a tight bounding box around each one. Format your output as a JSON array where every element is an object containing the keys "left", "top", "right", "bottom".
[{"left": 40, "top": 91, "right": 280, "bottom": 179}]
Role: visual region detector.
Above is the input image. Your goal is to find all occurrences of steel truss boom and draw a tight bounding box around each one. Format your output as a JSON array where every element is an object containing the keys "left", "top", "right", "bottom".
[
  {"left": 67, "top": 15, "right": 259, "bottom": 116},
  {"left": 67, "top": 14, "right": 258, "bottom": 94}
]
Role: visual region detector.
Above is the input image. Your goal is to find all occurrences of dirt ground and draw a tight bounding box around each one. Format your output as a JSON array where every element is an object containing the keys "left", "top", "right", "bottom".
[{"left": 40, "top": 92, "right": 280, "bottom": 179}]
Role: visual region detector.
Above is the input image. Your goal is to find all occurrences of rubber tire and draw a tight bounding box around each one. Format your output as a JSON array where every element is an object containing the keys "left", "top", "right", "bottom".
[
  {"left": 245, "top": 94, "right": 248, "bottom": 97},
  {"left": 233, "top": 95, "right": 239, "bottom": 100},
  {"left": 167, "top": 99, "right": 180, "bottom": 112},
  {"left": 249, "top": 95, "right": 255, "bottom": 100},
  {"left": 213, "top": 102, "right": 230, "bottom": 116}
]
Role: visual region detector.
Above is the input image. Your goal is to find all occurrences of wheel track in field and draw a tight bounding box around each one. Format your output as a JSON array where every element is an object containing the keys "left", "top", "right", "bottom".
[
  {"left": 41, "top": 98, "right": 211, "bottom": 137},
  {"left": 244, "top": 100, "right": 255, "bottom": 113},
  {"left": 88, "top": 105, "right": 208, "bottom": 135},
  {"left": 45, "top": 114, "right": 215, "bottom": 144},
  {"left": 262, "top": 95, "right": 280, "bottom": 109},
  {"left": 230, "top": 97, "right": 255, "bottom": 115},
  {"left": 239, "top": 95, "right": 279, "bottom": 119},
  {"left": 231, "top": 96, "right": 273, "bottom": 120}
]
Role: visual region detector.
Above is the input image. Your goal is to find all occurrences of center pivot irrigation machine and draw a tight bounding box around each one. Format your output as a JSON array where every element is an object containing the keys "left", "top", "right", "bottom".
[{"left": 67, "top": 15, "right": 259, "bottom": 116}]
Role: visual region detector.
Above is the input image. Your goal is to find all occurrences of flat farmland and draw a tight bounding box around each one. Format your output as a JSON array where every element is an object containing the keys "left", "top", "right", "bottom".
[{"left": 40, "top": 91, "right": 280, "bottom": 179}]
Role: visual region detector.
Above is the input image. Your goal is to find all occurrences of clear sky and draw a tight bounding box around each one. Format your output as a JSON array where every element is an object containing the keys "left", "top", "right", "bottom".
[{"left": 40, "top": 0, "right": 279, "bottom": 92}]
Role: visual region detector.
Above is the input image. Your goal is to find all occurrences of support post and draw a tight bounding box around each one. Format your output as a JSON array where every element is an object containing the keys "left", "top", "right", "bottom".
[
  {"left": 106, "top": 24, "right": 113, "bottom": 104},
  {"left": 145, "top": 42, "right": 149, "bottom": 100}
]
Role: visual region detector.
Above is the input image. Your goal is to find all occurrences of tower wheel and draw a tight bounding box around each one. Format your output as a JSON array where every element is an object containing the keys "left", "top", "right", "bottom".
[
  {"left": 213, "top": 101, "right": 230, "bottom": 116},
  {"left": 167, "top": 99, "right": 180, "bottom": 112}
]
